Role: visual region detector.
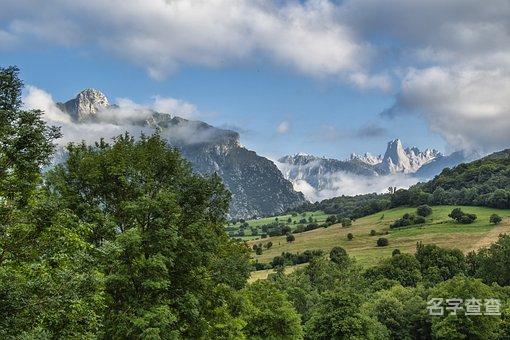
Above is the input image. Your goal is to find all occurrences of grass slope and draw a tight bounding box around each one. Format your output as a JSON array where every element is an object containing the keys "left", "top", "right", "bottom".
[{"left": 247, "top": 205, "right": 510, "bottom": 278}]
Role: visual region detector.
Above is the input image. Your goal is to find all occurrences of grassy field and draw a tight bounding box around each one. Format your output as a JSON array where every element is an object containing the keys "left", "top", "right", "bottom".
[
  {"left": 247, "top": 205, "right": 510, "bottom": 279},
  {"left": 226, "top": 210, "right": 332, "bottom": 240}
]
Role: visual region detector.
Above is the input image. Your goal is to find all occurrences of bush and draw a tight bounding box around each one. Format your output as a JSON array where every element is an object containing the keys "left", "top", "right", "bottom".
[
  {"left": 413, "top": 216, "right": 426, "bottom": 224},
  {"left": 341, "top": 218, "right": 352, "bottom": 227},
  {"left": 392, "top": 249, "right": 401, "bottom": 256},
  {"left": 416, "top": 205, "right": 433, "bottom": 217},
  {"left": 370, "top": 230, "right": 377, "bottom": 236},
  {"left": 490, "top": 214, "right": 503, "bottom": 225},
  {"left": 330, "top": 246, "right": 349, "bottom": 265},
  {"left": 449, "top": 208, "right": 477, "bottom": 224},
  {"left": 377, "top": 238, "right": 389, "bottom": 247},
  {"left": 326, "top": 215, "right": 337, "bottom": 224},
  {"left": 286, "top": 233, "right": 295, "bottom": 243},
  {"left": 347, "top": 233, "right": 354, "bottom": 241}
]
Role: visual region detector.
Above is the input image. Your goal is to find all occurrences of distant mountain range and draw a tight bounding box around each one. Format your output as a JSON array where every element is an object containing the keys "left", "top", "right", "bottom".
[
  {"left": 55, "top": 89, "right": 305, "bottom": 219},
  {"left": 277, "top": 139, "right": 477, "bottom": 201}
]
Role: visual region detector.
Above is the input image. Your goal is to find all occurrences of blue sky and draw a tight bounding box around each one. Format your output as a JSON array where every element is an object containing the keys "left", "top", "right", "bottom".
[{"left": 1, "top": 0, "right": 509, "bottom": 158}]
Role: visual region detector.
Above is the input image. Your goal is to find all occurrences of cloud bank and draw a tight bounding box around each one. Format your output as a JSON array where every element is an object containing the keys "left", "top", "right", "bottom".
[{"left": 292, "top": 172, "right": 419, "bottom": 202}]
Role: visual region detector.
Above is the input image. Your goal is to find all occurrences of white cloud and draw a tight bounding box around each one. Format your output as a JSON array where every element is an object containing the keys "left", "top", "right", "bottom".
[
  {"left": 1, "top": 0, "right": 384, "bottom": 87},
  {"left": 292, "top": 172, "right": 419, "bottom": 202},
  {"left": 21, "top": 86, "right": 220, "bottom": 146},
  {"left": 384, "top": 67, "right": 510, "bottom": 152},
  {"left": 276, "top": 120, "right": 291, "bottom": 134}
]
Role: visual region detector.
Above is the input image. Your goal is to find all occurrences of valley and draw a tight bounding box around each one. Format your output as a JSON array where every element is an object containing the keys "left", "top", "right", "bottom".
[{"left": 245, "top": 205, "right": 510, "bottom": 279}]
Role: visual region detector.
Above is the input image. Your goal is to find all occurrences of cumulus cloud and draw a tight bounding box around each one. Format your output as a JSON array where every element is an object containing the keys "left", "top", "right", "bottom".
[
  {"left": 383, "top": 67, "right": 510, "bottom": 152},
  {"left": 292, "top": 172, "right": 419, "bottom": 202},
  {"left": 0, "top": 0, "right": 386, "bottom": 88},
  {"left": 21, "top": 86, "right": 224, "bottom": 147},
  {"left": 276, "top": 120, "right": 291, "bottom": 134}
]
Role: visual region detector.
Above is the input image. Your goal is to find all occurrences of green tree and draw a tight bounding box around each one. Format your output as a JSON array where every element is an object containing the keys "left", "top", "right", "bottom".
[
  {"left": 377, "top": 237, "right": 389, "bottom": 247},
  {"left": 490, "top": 214, "right": 503, "bottom": 225},
  {"left": 428, "top": 276, "right": 502, "bottom": 339},
  {"left": 242, "top": 282, "right": 303, "bottom": 339},
  {"left": 347, "top": 233, "right": 354, "bottom": 241},
  {"left": 330, "top": 246, "right": 349, "bottom": 266},
  {"left": 305, "top": 287, "right": 389, "bottom": 339},
  {"left": 416, "top": 205, "right": 433, "bottom": 217},
  {"left": 46, "top": 133, "right": 250, "bottom": 338},
  {"left": 286, "top": 233, "right": 296, "bottom": 243}
]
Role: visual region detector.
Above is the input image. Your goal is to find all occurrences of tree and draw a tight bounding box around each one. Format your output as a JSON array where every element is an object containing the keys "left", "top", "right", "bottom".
[
  {"left": 377, "top": 238, "right": 389, "bottom": 247},
  {"left": 0, "top": 66, "right": 61, "bottom": 207},
  {"left": 286, "top": 233, "right": 296, "bottom": 243},
  {"left": 341, "top": 218, "right": 352, "bottom": 227},
  {"left": 370, "top": 229, "right": 377, "bottom": 236},
  {"left": 392, "top": 249, "right": 401, "bottom": 256},
  {"left": 416, "top": 205, "right": 433, "bottom": 217},
  {"left": 472, "top": 234, "right": 510, "bottom": 285},
  {"left": 326, "top": 215, "right": 337, "bottom": 224},
  {"left": 264, "top": 241, "right": 273, "bottom": 249},
  {"left": 46, "top": 134, "right": 250, "bottom": 338},
  {"left": 489, "top": 214, "right": 502, "bottom": 225},
  {"left": 242, "top": 282, "right": 303, "bottom": 339},
  {"left": 415, "top": 243, "right": 465, "bottom": 285},
  {"left": 428, "top": 276, "right": 502, "bottom": 339},
  {"left": 365, "top": 254, "right": 422, "bottom": 287},
  {"left": 448, "top": 208, "right": 464, "bottom": 221},
  {"left": 347, "top": 233, "right": 354, "bottom": 241},
  {"left": 330, "top": 246, "right": 349, "bottom": 265},
  {"left": 305, "top": 287, "right": 388, "bottom": 339}
]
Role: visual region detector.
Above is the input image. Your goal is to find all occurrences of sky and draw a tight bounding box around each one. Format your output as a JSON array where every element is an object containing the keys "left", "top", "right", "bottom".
[{"left": 1, "top": 0, "right": 509, "bottom": 160}]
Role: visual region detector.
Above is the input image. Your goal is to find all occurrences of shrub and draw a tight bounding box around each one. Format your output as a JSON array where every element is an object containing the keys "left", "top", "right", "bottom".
[
  {"left": 490, "top": 214, "right": 503, "bottom": 225},
  {"left": 414, "top": 216, "right": 426, "bottom": 224},
  {"left": 416, "top": 205, "right": 433, "bottom": 217},
  {"left": 370, "top": 229, "right": 377, "bottom": 236},
  {"left": 449, "top": 208, "right": 477, "bottom": 224},
  {"left": 286, "top": 233, "right": 295, "bottom": 243},
  {"left": 326, "top": 215, "right": 337, "bottom": 224},
  {"left": 377, "top": 238, "right": 389, "bottom": 247},
  {"left": 341, "top": 218, "right": 352, "bottom": 227},
  {"left": 392, "top": 249, "right": 401, "bottom": 256},
  {"left": 347, "top": 233, "right": 354, "bottom": 241},
  {"left": 330, "top": 246, "right": 349, "bottom": 265}
]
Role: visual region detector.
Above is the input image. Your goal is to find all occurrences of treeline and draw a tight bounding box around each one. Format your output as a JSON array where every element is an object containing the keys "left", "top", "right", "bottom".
[{"left": 292, "top": 193, "right": 392, "bottom": 218}]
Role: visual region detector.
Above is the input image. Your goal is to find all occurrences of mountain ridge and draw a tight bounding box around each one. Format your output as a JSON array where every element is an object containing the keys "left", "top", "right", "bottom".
[{"left": 55, "top": 89, "right": 306, "bottom": 219}]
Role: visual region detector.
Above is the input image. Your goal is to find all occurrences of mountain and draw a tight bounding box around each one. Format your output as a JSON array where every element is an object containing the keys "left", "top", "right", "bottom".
[
  {"left": 277, "top": 139, "right": 474, "bottom": 201},
  {"left": 56, "top": 89, "right": 305, "bottom": 219},
  {"left": 349, "top": 152, "right": 382, "bottom": 165},
  {"left": 377, "top": 139, "right": 441, "bottom": 174},
  {"left": 276, "top": 153, "right": 385, "bottom": 201}
]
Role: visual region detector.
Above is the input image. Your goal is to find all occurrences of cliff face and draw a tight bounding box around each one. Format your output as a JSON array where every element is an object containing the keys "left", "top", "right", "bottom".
[{"left": 56, "top": 89, "right": 305, "bottom": 219}]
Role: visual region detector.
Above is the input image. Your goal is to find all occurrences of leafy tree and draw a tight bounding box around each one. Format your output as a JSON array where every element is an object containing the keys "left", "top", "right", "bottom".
[
  {"left": 363, "top": 285, "right": 431, "bottom": 339},
  {"left": 428, "top": 276, "right": 502, "bottom": 339},
  {"left": 326, "top": 215, "right": 337, "bottom": 224},
  {"left": 377, "top": 238, "right": 389, "bottom": 247},
  {"left": 305, "top": 287, "right": 388, "bottom": 339},
  {"left": 416, "top": 205, "right": 433, "bottom": 217},
  {"left": 347, "top": 233, "right": 354, "bottom": 241},
  {"left": 242, "top": 282, "right": 303, "bottom": 339},
  {"left": 490, "top": 214, "right": 503, "bottom": 225},
  {"left": 415, "top": 243, "right": 465, "bottom": 285},
  {"left": 472, "top": 234, "right": 510, "bottom": 285},
  {"left": 0, "top": 66, "right": 61, "bottom": 207},
  {"left": 330, "top": 246, "right": 349, "bottom": 266},
  {"left": 286, "top": 233, "right": 296, "bottom": 243},
  {"left": 341, "top": 218, "right": 352, "bottom": 227},
  {"left": 365, "top": 254, "right": 422, "bottom": 287},
  {"left": 370, "top": 229, "right": 377, "bottom": 236},
  {"left": 392, "top": 249, "right": 401, "bottom": 256},
  {"left": 46, "top": 133, "right": 250, "bottom": 338}
]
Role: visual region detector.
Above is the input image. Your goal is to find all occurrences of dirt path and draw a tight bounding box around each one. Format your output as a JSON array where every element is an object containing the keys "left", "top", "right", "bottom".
[{"left": 468, "top": 217, "right": 510, "bottom": 252}]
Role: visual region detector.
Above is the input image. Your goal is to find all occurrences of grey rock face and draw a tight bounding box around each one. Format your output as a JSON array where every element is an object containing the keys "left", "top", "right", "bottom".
[
  {"left": 57, "top": 88, "right": 109, "bottom": 121},
  {"left": 56, "top": 89, "right": 305, "bottom": 219},
  {"left": 378, "top": 139, "right": 441, "bottom": 174}
]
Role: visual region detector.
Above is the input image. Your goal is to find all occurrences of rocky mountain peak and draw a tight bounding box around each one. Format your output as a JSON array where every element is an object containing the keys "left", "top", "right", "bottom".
[
  {"left": 349, "top": 152, "right": 382, "bottom": 165},
  {"left": 58, "top": 88, "right": 109, "bottom": 121},
  {"left": 379, "top": 139, "right": 441, "bottom": 174}
]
